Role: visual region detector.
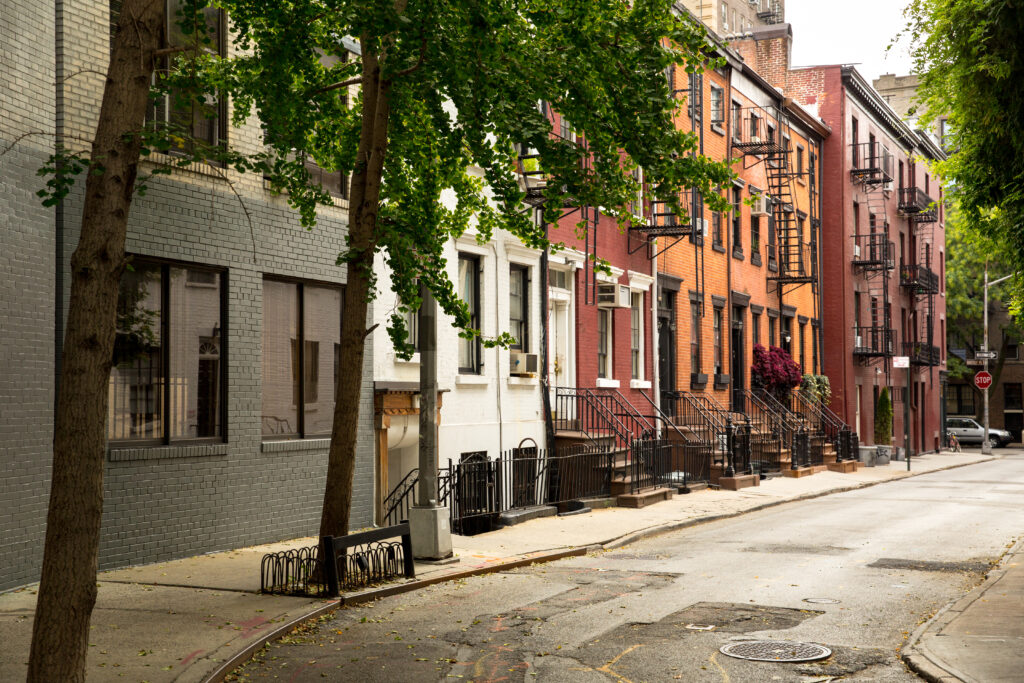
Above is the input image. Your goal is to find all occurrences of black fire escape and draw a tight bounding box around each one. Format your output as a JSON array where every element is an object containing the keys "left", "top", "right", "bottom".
[
  {"left": 756, "top": 0, "right": 783, "bottom": 25},
  {"left": 850, "top": 141, "right": 896, "bottom": 381},
  {"left": 733, "top": 106, "right": 817, "bottom": 299},
  {"left": 899, "top": 184, "right": 941, "bottom": 367}
]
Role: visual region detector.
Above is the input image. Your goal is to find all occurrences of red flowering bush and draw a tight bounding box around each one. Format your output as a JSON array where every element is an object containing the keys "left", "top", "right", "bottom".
[{"left": 751, "top": 344, "right": 803, "bottom": 401}]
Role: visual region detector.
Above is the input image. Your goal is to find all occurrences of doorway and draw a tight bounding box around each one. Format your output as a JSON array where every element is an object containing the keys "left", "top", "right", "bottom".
[
  {"left": 658, "top": 290, "right": 677, "bottom": 412},
  {"left": 730, "top": 306, "right": 745, "bottom": 411}
]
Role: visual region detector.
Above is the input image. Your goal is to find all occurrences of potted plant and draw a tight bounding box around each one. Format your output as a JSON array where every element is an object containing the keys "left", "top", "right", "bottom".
[
  {"left": 752, "top": 344, "right": 803, "bottom": 404},
  {"left": 874, "top": 387, "right": 893, "bottom": 464}
]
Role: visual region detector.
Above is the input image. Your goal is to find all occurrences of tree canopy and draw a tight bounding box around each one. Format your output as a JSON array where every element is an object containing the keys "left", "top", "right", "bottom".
[{"left": 904, "top": 0, "right": 1024, "bottom": 304}]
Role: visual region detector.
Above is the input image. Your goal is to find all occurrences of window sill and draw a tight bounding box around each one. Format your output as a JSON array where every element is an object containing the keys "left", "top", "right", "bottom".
[
  {"left": 712, "top": 243, "right": 726, "bottom": 254},
  {"left": 630, "top": 379, "right": 652, "bottom": 389},
  {"left": 108, "top": 442, "right": 228, "bottom": 462},
  {"left": 262, "top": 438, "right": 331, "bottom": 453},
  {"left": 751, "top": 253, "right": 762, "bottom": 266},
  {"left": 732, "top": 248, "right": 744, "bottom": 261},
  {"left": 507, "top": 376, "right": 539, "bottom": 388},
  {"left": 143, "top": 151, "right": 227, "bottom": 181},
  {"left": 455, "top": 374, "right": 490, "bottom": 386},
  {"left": 690, "top": 373, "right": 708, "bottom": 389},
  {"left": 395, "top": 352, "right": 421, "bottom": 365},
  {"left": 711, "top": 123, "right": 725, "bottom": 136},
  {"left": 596, "top": 378, "right": 621, "bottom": 389}
]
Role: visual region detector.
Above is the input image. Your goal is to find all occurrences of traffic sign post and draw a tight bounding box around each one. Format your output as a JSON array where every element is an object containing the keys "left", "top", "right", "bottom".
[
  {"left": 976, "top": 351, "right": 998, "bottom": 360},
  {"left": 974, "top": 371, "right": 993, "bottom": 391}
]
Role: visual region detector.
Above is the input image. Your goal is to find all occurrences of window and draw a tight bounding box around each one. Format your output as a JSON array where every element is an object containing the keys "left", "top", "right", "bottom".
[
  {"left": 713, "top": 308, "right": 723, "bottom": 376},
  {"left": 721, "top": 2, "right": 728, "bottom": 31},
  {"left": 751, "top": 215, "right": 761, "bottom": 256},
  {"left": 752, "top": 312, "right": 761, "bottom": 348},
  {"left": 731, "top": 101, "right": 742, "bottom": 140},
  {"left": 944, "top": 384, "right": 976, "bottom": 416},
  {"left": 800, "top": 322, "right": 807, "bottom": 371},
  {"left": 262, "top": 279, "right": 342, "bottom": 439},
  {"left": 458, "top": 254, "right": 482, "bottom": 373},
  {"left": 781, "top": 316, "right": 792, "bottom": 355},
  {"left": 509, "top": 265, "right": 529, "bottom": 351},
  {"left": 769, "top": 316, "right": 777, "bottom": 347},
  {"left": 812, "top": 325, "right": 819, "bottom": 373},
  {"left": 731, "top": 186, "right": 743, "bottom": 252},
  {"left": 796, "top": 145, "right": 805, "bottom": 175},
  {"left": 853, "top": 202, "right": 860, "bottom": 238},
  {"left": 598, "top": 308, "right": 612, "bottom": 379},
  {"left": 143, "top": 0, "right": 228, "bottom": 154},
  {"left": 1005, "top": 384, "right": 1022, "bottom": 410},
  {"left": 109, "top": 260, "right": 225, "bottom": 443},
  {"left": 710, "top": 86, "right": 724, "bottom": 125},
  {"left": 1005, "top": 335, "right": 1019, "bottom": 360},
  {"left": 712, "top": 211, "right": 723, "bottom": 247},
  {"left": 690, "top": 301, "right": 701, "bottom": 371},
  {"left": 631, "top": 292, "right": 643, "bottom": 380}
]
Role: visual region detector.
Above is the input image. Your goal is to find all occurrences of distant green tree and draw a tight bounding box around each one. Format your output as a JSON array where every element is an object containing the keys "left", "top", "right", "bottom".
[
  {"left": 943, "top": 206, "right": 1022, "bottom": 411},
  {"left": 874, "top": 387, "right": 892, "bottom": 446},
  {"left": 903, "top": 0, "right": 1024, "bottom": 305}
]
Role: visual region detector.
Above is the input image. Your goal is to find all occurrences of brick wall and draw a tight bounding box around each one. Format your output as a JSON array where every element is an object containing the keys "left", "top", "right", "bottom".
[{"left": 0, "top": 0, "right": 375, "bottom": 590}]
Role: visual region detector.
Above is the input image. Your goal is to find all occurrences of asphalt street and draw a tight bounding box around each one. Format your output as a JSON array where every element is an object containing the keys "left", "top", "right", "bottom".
[{"left": 229, "top": 453, "right": 1024, "bottom": 682}]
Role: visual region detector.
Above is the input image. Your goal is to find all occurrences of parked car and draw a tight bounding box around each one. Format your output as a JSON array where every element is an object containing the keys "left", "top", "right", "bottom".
[{"left": 945, "top": 417, "right": 1014, "bottom": 447}]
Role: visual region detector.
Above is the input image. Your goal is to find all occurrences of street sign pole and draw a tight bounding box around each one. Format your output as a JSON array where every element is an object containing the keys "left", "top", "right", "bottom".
[
  {"left": 894, "top": 356, "right": 911, "bottom": 470},
  {"left": 983, "top": 268, "right": 991, "bottom": 454}
]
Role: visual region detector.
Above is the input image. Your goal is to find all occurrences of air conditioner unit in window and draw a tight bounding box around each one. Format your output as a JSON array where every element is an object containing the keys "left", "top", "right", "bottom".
[
  {"left": 883, "top": 181, "right": 894, "bottom": 193},
  {"left": 752, "top": 195, "right": 771, "bottom": 216},
  {"left": 853, "top": 243, "right": 861, "bottom": 258},
  {"left": 855, "top": 335, "right": 863, "bottom": 348},
  {"left": 597, "top": 283, "right": 631, "bottom": 309},
  {"left": 510, "top": 351, "right": 539, "bottom": 377}
]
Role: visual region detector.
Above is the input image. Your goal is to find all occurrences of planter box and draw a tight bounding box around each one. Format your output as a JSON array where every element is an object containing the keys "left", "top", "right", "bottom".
[
  {"left": 875, "top": 445, "right": 892, "bottom": 465},
  {"left": 858, "top": 446, "right": 877, "bottom": 467}
]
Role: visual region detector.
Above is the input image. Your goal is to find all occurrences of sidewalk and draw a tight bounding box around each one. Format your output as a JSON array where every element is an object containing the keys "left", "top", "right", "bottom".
[
  {"left": 904, "top": 535, "right": 1024, "bottom": 683},
  {"left": 0, "top": 450, "right": 999, "bottom": 682}
]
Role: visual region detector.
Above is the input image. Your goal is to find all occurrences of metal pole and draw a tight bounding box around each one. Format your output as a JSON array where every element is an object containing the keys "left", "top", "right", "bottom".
[
  {"left": 983, "top": 266, "right": 991, "bottom": 455},
  {"left": 905, "top": 363, "right": 911, "bottom": 471},
  {"left": 418, "top": 282, "right": 439, "bottom": 504}
]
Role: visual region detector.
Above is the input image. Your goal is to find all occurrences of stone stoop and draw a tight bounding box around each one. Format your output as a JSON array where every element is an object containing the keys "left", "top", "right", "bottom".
[
  {"left": 718, "top": 474, "right": 760, "bottom": 491},
  {"left": 784, "top": 467, "right": 815, "bottom": 478},
  {"left": 827, "top": 460, "right": 859, "bottom": 473},
  {"left": 616, "top": 487, "right": 674, "bottom": 508}
]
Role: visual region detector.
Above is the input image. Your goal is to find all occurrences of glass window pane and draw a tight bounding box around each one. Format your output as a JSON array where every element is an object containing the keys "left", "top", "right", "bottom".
[
  {"left": 262, "top": 280, "right": 299, "bottom": 437},
  {"left": 458, "top": 255, "right": 478, "bottom": 372},
  {"left": 169, "top": 267, "right": 222, "bottom": 439},
  {"left": 109, "top": 263, "right": 164, "bottom": 441},
  {"left": 304, "top": 285, "right": 342, "bottom": 435}
]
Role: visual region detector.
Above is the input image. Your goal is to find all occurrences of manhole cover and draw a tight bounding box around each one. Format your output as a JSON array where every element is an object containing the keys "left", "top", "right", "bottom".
[
  {"left": 802, "top": 598, "right": 840, "bottom": 604},
  {"left": 720, "top": 640, "right": 832, "bottom": 662}
]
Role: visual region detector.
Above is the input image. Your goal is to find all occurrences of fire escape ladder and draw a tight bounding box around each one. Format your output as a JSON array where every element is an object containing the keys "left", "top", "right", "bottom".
[{"left": 851, "top": 177, "right": 894, "bottom": 381}]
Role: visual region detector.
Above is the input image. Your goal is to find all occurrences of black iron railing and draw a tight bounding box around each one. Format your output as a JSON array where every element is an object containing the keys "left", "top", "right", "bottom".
[
  {"left": 852, "top": 233, "right": 894, "bottom": 270},
  {"left": 904, "top": 341, "right": 941, "bottom": 366},
  {"left": 898, "top": 186, "right": 935, "bottom": 215},
  {"left": 900, "top": 263, "right": 940, "bottom": 294},
  {"left": 382, "top": 467, "right": 419, "bottom": 527},
  {"left": 636, "top": 390, "right": 713, "bottom": 488},
  {"left": 737, "top": 389, "right": 787, "bottom": 474},
  {"left": 553, "top": 387, "right": 633, "bottom": 450},
  {"left": 853, "top": 326, "right": 896, "bottom": 357},
  {"left": 589, "top": 387, "right": 658, "bottom": 442},
  {"left": 850, "top": 141, "right": 893, "bottom": 184},
  {"left": 753, "top": 389, "right": 811, "bottom": 469}
]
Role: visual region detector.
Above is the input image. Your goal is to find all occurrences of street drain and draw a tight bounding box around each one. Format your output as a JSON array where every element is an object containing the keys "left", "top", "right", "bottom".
[
  {"left": 720, "top": 640, "right": 832, "bottom": 663},
  {"left": 802, "top": 598, "right": 840, "bottom": 604}
]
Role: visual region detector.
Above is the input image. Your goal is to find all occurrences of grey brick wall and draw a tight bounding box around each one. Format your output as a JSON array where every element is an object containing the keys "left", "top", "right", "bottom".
[
  {"left": 0, "top": 0, "right": 57, "bottom": 591},
  {"left": 1, "top": 0, "right": 375, "bottom": 590}
]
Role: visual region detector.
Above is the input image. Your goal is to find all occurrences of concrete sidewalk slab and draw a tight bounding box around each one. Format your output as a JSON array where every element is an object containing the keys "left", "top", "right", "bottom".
[
  {"left": 904, "top": 536, "right": 1024, "bottom": 683},
  {"left": 0, "top": 450, "right": 998, "bottom": 683}
]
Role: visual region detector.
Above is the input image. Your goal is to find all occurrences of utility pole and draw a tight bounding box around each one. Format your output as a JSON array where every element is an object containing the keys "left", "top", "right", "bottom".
[
  {"left": 409, "top": 283, "right": 454, "bottom": 560},
  {"left": 981, "top": 267, "right": 1016, "bottom": 455}
]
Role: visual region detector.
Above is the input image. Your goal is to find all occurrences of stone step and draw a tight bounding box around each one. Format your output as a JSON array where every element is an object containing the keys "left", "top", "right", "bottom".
[{"left": 616, "top": 487, "right": 674, "bottom": 509}]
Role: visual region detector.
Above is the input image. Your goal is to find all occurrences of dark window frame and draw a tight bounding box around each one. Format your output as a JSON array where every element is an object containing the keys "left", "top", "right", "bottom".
[
  {"left": 598, "top": 308, "right": 612, "bottom": 379},
  {"left": 690, "top": 301, "right": 702, "bottom": 373},
  {"left": 509, "top": 264, "right": 529, "bottom": 352},
  {"left": 109, "top": 256, "right": 228, "bottom": 446},
  {"left": 262, "top": 276, "right": 344, "bottom": 440},
  {"left": 458, "top": 253, "right": 483, "bottom": 374}
]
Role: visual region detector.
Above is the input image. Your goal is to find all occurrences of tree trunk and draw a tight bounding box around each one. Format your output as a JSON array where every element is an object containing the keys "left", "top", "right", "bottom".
[
  {"left": 320, "top": 42, "right": 392, "bottom": 537},
  {"left": 27, "top": 2, "right": 163, "bottom": 681}
]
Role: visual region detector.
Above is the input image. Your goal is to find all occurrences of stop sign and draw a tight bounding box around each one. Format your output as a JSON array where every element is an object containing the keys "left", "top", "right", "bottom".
[{"left": 975, "top": 371, "right": 993, "bottom": 390}]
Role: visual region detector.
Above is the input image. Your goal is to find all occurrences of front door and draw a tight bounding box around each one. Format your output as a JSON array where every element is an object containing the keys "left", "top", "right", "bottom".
[
  {"left": 658, "top": 291, "right": 676, "bottom": 412},
  {"left": 730, "top": 306, "right": 745, "bottom": 411}
]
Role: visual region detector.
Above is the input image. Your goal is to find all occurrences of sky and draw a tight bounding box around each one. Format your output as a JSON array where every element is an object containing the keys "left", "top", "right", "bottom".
[{"left": 786, "top": 0, "right": 916, "bottom": 84}]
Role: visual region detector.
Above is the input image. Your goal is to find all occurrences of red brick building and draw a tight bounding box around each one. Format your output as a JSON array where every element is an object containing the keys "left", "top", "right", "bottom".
[{"left": 733, "top": 27, "right": 948, "bottom": 453}]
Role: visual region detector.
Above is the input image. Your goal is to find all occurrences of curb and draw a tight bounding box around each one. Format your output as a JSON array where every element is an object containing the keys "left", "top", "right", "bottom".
[
  {"left": 204, "top": 454, "right": 994, "bottom": 682},
  {"left": 202, "top": 546, "right": 596, "bottom": 682},
  {"left": 901, "top": 535, "right": 1024, "bottom": 683}
]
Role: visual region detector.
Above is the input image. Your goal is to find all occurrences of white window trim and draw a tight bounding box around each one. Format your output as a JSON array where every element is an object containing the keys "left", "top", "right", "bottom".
[
  {"left": 627, "top": 271, "right": 654, "bottom": 291},
  {"left": 596, "top": 378, "right": 621, "bottom": 389},
  {"left": 598, "top": 307, "right": 614, "bottom": 381},
  {"left": 630, "top": 290, "right": 645, "bottom": 382},
  {"left": 596, "top": 265, "right": 625, "bottom": 284}
]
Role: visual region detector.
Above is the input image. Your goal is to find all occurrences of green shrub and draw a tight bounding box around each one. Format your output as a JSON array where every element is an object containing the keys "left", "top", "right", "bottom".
[{"left": 874, "top": 387, "right": 892, "bottom": 446}]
